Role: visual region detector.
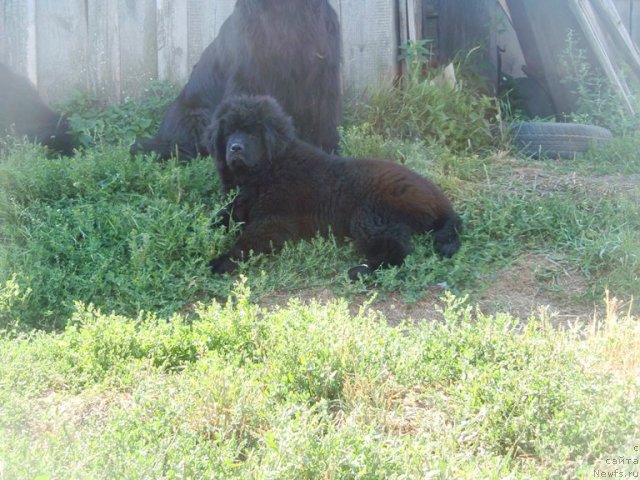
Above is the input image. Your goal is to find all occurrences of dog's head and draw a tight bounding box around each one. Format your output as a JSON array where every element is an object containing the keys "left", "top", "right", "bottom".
[{"left": 205, "top": 95, "right": 295, "bottom": 179}]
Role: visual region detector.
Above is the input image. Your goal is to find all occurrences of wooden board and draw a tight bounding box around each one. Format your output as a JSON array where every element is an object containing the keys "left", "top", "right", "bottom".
[
  {"left": 1, "top": 0, "right": 37, "bottom": 83},
  {"left": 87, "top": 0, "right": 121, "bottom": 103},
  {"left": 1, "top": 0, "right": 401, "bottom": 102},
  {"left": 338, "top": 0, "right": 398, "bottom": 92},
  {"left": 35, "top": 0, "right": 88, "bottom": 102},
  {"left": 493, "top": 1, "right": 527, "bottom": 80},
  {"left": 569, "top": 0, "right": 636, "bottom": 114},
  {"left": 438, "top": 0, "right": 498, "bottom": 91},
  {"left": 506, "top": 0, "right": 582, "bottom": 115},
  {"left": 594, "top": 0, "right": 640, "bottom": 77},
  {"left": 185, "top": 0, "right": 235, "bottom": 71},
  {"left": 156, "top": 0, "right": 188, "bottom": 83},
  {"left": 118, "top": 0, "right": 157, "bottom": 99},
  {"left": 612, "top": 0, "right": 640, "bottom": 47}
]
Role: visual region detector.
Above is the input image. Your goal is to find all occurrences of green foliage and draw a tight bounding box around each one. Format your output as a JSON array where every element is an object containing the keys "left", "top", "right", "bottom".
[
  {"left": 2, "top": 122, "right": 638, "bottom": 328},
  {"left": 338, "top": 123, "right": 407, "bottom": 162},
  {"left": 0, "top": 283, "right": 636, "bottom": 478},
  {"left": 0, "top": 64, "right": 638, "bottom": 480},
  {"left": 0, "top": 145, "right": 229, "bottom": 329},
  {"left": 464, "top": 181, "right": 640, "bottom": 300},
  {"left": 559, "top": 30, "right": 640, "bottom": 135},
  {"left": 63, "top": 81, "right": 178, "bottom": 147},
  {"left": 0, "top": 275, "right": 31, "bottom": 332},
  {"left": 578, "top": 131, "right": 640, "bottom": 174},
  {"left": 346, "top": 42, "right": 497, "bottom": 153},
  {"left": 399, "top": 38, "right": 435, "bottom": 81}
]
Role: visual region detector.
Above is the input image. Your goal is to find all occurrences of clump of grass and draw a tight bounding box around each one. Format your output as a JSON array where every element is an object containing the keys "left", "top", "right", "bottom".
[
  {"left": 3, "top": 130, "right": 638, "bottom": 328},
  {"left": 578, "top": 133, "right": 640, "bottom": 174},
  {"left": 582, "top": 291, "right": 640, "bottom": 382},
  {"left": 0, "top": 144, "right": 228, "bottom": 329},
  {"left": 0, "top": 282, "right": 636, "bottom": 478},
  {"left": 559, "top": 30, "right": 640, "bottom": 135},
  {"left": 345, "top": 44, "right": 497, "bottom": 153}
]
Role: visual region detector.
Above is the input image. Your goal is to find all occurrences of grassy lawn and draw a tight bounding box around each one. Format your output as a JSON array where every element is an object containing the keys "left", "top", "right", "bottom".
[{"left": 0, "top": 71, "right": 639, "bottom": 477}]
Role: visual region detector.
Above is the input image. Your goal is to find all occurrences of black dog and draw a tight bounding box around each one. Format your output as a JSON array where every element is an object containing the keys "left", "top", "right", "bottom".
[
  {"left": 206, "top": 95, "right": 462, "bottom": 279},
  {"left": 131, "top": 0, "right": 342, "bottom": 161},
  {"left": 0, "top": 63, "right": 78, "bottom": 156}
]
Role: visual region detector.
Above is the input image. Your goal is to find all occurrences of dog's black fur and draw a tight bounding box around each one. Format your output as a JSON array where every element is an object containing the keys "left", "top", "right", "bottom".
[
  {"left": 131, "top": 0, "right": 342, "bottom": 160},
  {"left": 206, "top": 95, "right": 462, "bottom": 279},
  {"left": 0, "top": 63, "right": 78, "bottom": 156}
]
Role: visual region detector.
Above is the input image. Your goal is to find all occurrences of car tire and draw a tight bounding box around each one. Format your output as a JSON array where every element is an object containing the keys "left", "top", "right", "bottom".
[{"left": 510, "top": 121, "right": 613, "bottom": 159}]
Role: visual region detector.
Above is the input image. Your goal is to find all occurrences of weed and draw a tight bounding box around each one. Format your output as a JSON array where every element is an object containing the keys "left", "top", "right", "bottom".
[
  {"left": 0, "top": 283, "right": 636, "bottom": 478},
  {"left": 63, "top": 81, "right": 178, "bottom": 147},
  {"left": 0, "top": 275, "right": 31, "bottom": 333},
  {"left": 559, "top": 30, "right": 640, "bottom": 135},
  {"left": 0, "top": 145, "right": 227, "bottom": 329},
  {"left": 346, "top": 47, "right": 497, "bottom": 153}
]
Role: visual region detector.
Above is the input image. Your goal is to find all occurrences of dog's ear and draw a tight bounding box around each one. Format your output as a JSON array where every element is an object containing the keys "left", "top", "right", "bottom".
[
  {"left": 203, "top": 105, "right": 229, "bottom": 165},
  {"left": 258, "top": 96, "right": 296, "bottom": 161},
  {"left": 203, "top": 104, "right": 235, "bottom": 193}
]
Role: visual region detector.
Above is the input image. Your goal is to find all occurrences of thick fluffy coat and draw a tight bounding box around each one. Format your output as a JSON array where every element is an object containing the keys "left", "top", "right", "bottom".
[
  {"left": 0, "top": 63, "right": 77, "bottom": 156},
  {"left": 206, "top": 95, "right": 462, "bottom": 278},
  {"left": 132, "top": 0, "right": 341, "bottom": 160}
]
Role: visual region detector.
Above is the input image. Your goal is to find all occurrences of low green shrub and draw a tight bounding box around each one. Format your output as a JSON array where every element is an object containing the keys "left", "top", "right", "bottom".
[
  {"left": 63, "top": 81, "right": 178, "bottom": 147},
  {"left": 0, "top": 283, "right": 636, "bottom": 478},
  {"left": 346, "top": 45, "right": 497, "bottom": 153}
]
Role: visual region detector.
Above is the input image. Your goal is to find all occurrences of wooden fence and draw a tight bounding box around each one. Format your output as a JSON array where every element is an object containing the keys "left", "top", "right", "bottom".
[
  {"left": 0, "top": 0, "right": 398, "bottom": 103},
  {"left": 4, "top": 1, "right": 640, "bottom": 105},
  {"left": 614, "top": 0, "right": 640, "bottom": 46}
]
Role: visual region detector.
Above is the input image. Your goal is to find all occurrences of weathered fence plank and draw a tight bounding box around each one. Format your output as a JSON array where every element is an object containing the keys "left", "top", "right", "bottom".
[
  {"left": 87, "top": 0, "right": 121, "bottom": 103},
  {"left": 36, "top": 0, "right": 88, "bottom": 102},
  {"left": 569, "top": 0, "right": 636, "bottom": 114},
  {"left": 186, "top": 0, "right": 235, "bottom": 70},
  {"left": 1, "top": 0, "right": 37, "bottom": 83},
  {"left": 119, "top": 0, "right": 157, "bottom": 99},
  {"left": 339, "top": 0, "right": 398, "bottom": 92},
  {"left": 439, "top": 0, "right": 498, "bottom": 91},
  {"left": 1, "top": 0, "right": 399, "bottom": 102},
  {"left": 156, "top": 0, "right": 188, "bottom": 83},
  {"left": 613, "top": 0, "right": 640, "bottom": 47}
]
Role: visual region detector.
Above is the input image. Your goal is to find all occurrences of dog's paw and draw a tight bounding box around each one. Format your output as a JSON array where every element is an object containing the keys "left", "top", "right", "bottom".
[
  {"left": 209, "top": 255, "right": 237, "bottom": 274},
  {"left": 347, "top": 263, "right": 373, "bottom": 282}
]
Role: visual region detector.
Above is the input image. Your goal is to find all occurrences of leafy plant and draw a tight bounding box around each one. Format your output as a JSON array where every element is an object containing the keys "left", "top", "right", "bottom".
[
  {"left": 0, "top": 283, "right": 637, "bottom": 478},
  {"left": 0, "top": 275, "right": 31, "bottom": 333},
  {"left": 559, "top": 29, "right": 639, "bottom": 135},
  {"left": 63, "top": 81, "right": 178, "bottom": 147},
  {"left": 398, "top": 38, "right": 435, "bottom": 81},
  {"left": 347, "top": 42, "right": 497, "bottom": 153}
]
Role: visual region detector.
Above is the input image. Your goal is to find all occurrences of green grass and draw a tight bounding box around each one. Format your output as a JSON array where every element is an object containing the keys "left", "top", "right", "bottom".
[
  {"left": 1, "top": 120, "right": 639, "bottom": 328},
  {"left": 1, "top": 68, "right": 639, "bottom": 477},
  {"left": 0, "top": 281, "right": 637, "bottom": 479}
]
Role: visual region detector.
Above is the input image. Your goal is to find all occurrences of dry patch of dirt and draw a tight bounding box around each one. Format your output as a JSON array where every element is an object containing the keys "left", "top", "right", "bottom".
[
  {"left": 474, "top": 253, "right": 599, "bottom": 327},
  {"left": 259, "top": 285, "right": 449, "bottom": 326},
  {"left": 509, "top": 166, "right": 640, "bottom": 200},
  {"left": 258, "top": 254, "right": 599, "bottom": 328}
]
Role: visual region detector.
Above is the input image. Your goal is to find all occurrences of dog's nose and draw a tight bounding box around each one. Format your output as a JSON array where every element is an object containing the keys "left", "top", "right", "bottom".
[{"left": 230, "top": 143, "right": 243, "bottom": 153}]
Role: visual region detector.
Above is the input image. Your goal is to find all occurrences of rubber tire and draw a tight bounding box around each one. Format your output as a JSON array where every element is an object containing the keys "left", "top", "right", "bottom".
[{"left": 511, "top": 121, "right": 613, "bottom": 159}]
